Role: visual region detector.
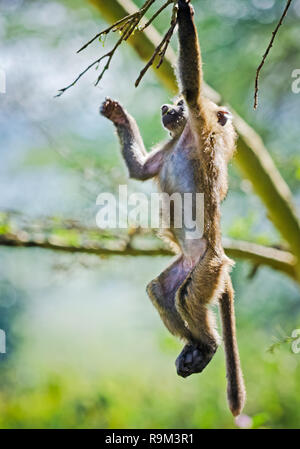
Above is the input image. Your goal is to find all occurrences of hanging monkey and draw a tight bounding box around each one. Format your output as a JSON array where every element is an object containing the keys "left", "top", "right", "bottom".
[{"left": 100, "top": 0, "right": 246, "bottom": 416}]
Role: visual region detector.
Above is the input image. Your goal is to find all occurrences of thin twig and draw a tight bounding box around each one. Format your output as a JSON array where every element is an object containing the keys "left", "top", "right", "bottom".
[
  {"left": 55, "top": 58, "right": 103, "bottom": 97},
  {"left": 77, "top": 15, "right": 132, "bottom": 54},
  {"left": 78, "top": 0, "right": 156, "bottom": 54},
  {"left": 56, "top": 0, "right": 177, "bottom": 97},
  {"left": 140, "top": 0, "right": 174, "bottom": 31},
  {"left": 135, "top": 3, "right": 178, "bottom": 86},
  {"left": 254, "top": 0, "right": 293, "bottom": 109},
  {"left": 94, "top": 32, "right": 126, "bottom": 86},
  {"left": 156, "top": 4, "right": 178, "bottom": 69}
]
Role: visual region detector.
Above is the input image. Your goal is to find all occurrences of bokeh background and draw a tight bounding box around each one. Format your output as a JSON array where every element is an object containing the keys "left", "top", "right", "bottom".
[{"left": 0, "top": 0, "right": 300, "bottom": 429}]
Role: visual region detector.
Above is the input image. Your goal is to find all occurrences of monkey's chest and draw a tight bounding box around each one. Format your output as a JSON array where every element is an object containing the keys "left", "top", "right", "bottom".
[
  {"left": 157, "top": 145, "right": 205, "bottom": 253},
  {"left": 158, "top": 145, "right": 200, "bottom": 195}
]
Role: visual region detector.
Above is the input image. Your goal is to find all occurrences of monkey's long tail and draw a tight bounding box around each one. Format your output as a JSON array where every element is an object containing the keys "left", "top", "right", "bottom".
[{"left": 218, "top": 278, "right": 246, "bottom": 417}]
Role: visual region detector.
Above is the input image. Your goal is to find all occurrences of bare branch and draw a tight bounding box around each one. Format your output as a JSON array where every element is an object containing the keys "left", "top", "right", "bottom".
[
  {"left": 135, "top": 2, "right": 178, "bottom": 86},
  {"left": 56, "top": 0, "right": 176, "bottom": 96},
  {"left": 0, "top": 210, "right": 297, "bottom": 280},
  {"left": 222, "top": 238, "right": 296, "bottom": 280},
  {"left": 56, "top": 22, "right": 132, "bottom": 97},
  {"left": 0, "top": 232, "right": 296, "bottom": 279},
  {"left": 254, "top": 0, "right": 293, "bottom": 109},
  {"left": 156, "top": 3, "right": 178, "bottom": 68},
  {"left": 77, "top": 16, "right": 132, "bottom": 54},
  {"left": 140, "top": 0, "right": 174, "bottom": 31},
  {"left": 94, "top": 33, "right": 126, "bottom": 86},
  {"left": 55, "top": 57, "right": 102, "bottom": 98},
  {"left": 0, "top": 232, "right": 171, "bottom": 258}
]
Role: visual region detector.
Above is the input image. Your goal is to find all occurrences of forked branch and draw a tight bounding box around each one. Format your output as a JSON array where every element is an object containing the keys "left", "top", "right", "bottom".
[
  {"left": 56, "top": 0, "right": 177, "bottom": 97},
  {"left": 135, "top": 2, "right": 177, "bottom": 87}
]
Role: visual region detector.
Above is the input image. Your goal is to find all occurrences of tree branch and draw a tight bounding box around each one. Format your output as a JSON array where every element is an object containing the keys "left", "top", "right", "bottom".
[
  {"left": 57, "top": 0, "right": 178, "bottom": 96},
  {"left": 254, "top": 0, "right": 293, "bottom": 109},
  {"left": 135, "top": 2, "right": 177, "bottom": 87},
  {"left": 0, "top": 213, "right": 296, "bottom": 280}
]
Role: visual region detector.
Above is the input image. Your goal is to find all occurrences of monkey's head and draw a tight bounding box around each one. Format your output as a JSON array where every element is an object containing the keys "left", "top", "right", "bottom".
[{"left": 161, "top": 98, "right": 187, "bottom": 136}]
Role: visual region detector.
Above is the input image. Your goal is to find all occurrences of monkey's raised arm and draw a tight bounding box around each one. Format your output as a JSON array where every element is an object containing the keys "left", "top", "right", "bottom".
[
  {"left": 100, "top": 98, "right": 167, "bottom": 181},
  {"left": 177, "top": 0, "right": 203, "bottom": 110}
]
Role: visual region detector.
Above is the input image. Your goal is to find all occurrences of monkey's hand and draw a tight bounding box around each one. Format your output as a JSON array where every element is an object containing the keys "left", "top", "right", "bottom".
[
  {"left": 100, "top": 98, "right": 128, "bottom": 125},
  {"left": 177, "top": 0, "right": 194, "bottom": 15}
]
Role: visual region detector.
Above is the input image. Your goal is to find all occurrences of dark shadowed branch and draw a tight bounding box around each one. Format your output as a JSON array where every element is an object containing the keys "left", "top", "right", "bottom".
[
  {"left": 254, "top": 0, "right": 293, "bottom": 109},
  {"left": 135, "top": 2, "right": 177, "bottom": 87}
]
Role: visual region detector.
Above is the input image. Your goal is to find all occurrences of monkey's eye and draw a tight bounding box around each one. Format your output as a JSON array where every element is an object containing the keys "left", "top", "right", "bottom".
[
  {"left": 217, "top": 110, "right": 229, "bottom": 126},
  {"left": 177, "top": 99, "right": 184, "bottom": 107}
]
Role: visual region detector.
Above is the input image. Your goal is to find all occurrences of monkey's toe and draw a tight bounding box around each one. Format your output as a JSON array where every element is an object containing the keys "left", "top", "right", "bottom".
[{"left": 175, "top": 343, "right": 216, "bottom": 378}]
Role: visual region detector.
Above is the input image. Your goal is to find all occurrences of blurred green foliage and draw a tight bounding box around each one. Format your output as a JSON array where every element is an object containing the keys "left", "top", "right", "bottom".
[{"left": 0, "top": 0, "right": 299, "bottom": 429}]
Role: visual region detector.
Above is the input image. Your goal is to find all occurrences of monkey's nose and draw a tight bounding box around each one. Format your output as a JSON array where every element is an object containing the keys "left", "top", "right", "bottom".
[{"left": 161, "top": 105, "right": 169, "bottom": 115}]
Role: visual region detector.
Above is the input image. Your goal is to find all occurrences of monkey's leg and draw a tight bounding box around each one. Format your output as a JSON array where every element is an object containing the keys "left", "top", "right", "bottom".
[
  {"left": 146, "top": 255, "right": 194, "bottom": 342},
  {"left": 175, "top": 248, "right": 231, "bottom": 378},
  {"left": 100, "top": 98, "right": 165, "bottom": 180},
  {"left": 219, "top": 276, "right": 246, "bottom": 416}
]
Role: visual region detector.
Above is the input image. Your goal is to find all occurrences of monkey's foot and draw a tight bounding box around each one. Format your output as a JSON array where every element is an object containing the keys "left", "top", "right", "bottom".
[
  {"left": 175, "top": 343, "right": 216, "bottom": 378},
  {"left": 100, "top": 98, "right": 128, "bottom": 125}
]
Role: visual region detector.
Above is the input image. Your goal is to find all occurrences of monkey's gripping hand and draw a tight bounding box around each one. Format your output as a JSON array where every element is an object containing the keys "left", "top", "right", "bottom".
[
  {"left": 178, "top": 0, "right": 191, "bottom": 6},
  {"left": 100, "top": 98, "right": 128, "bottom": 126},
  {"left": 177, "top": 0, "right": 194, "bottom": 14}
]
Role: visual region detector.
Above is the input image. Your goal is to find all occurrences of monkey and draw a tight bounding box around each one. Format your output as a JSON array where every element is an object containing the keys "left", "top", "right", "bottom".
[{"left": 100, "top": 0, "right": 246, "bottom": 417}]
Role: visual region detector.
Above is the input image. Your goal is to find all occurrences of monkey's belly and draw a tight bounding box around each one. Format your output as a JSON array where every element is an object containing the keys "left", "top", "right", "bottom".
[{"left": 158, "top": 146, "right": 207, "bottom": 262}]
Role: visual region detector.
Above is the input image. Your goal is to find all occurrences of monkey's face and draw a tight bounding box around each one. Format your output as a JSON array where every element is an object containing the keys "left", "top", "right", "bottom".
[{"left": 161, "top": 99, "right": 187, "bottom": 135}]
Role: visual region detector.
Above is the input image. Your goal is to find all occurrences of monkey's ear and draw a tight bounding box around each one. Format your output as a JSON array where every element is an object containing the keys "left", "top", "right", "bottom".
[{"left": 217, "top": 110, "right": 231, "bottom": 126}]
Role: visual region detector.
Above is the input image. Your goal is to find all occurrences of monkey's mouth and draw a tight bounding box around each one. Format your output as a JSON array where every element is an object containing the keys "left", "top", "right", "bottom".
[{"left": 162, "top": 111, "right": 182, "bottom": 129}]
